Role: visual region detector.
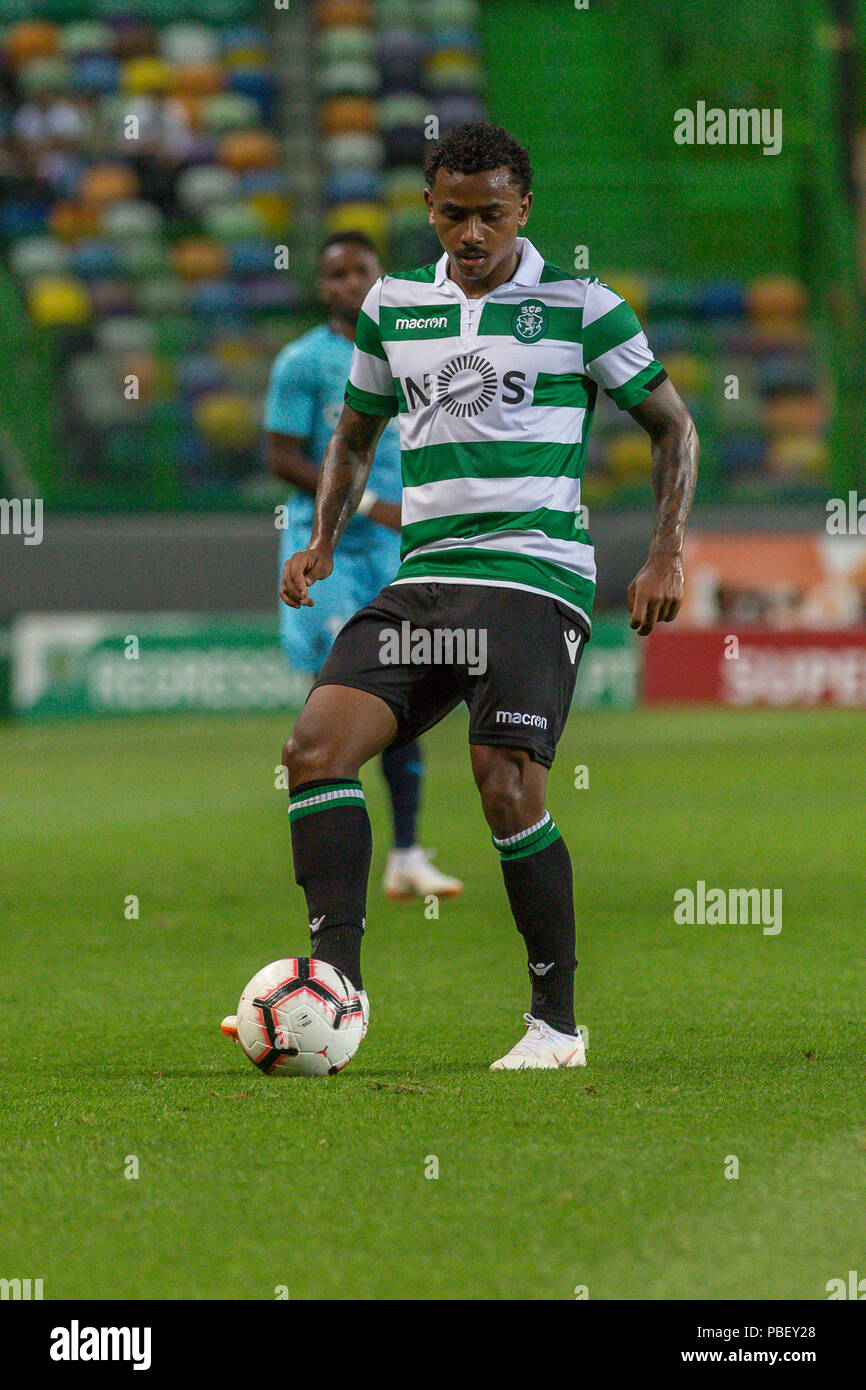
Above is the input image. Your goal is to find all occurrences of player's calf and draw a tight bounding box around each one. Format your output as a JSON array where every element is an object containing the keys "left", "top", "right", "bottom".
[
  {"left": 283, "top": 684, "right": 398, "bottom": 991},
  {"left": 472, "top": 745, "right": 579, "bottom": 1038}
]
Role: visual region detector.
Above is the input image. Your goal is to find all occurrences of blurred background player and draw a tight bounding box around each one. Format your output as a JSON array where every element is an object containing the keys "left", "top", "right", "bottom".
[{"left": 263, "top": 230, "right": 462, "bottom": 902}]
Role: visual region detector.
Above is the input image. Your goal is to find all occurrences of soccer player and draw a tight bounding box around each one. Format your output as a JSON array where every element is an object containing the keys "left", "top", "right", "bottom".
[
  {"left": 279, "top": 123, "right": 698, "bottom": 1066},
  {"left": 264, "top": 231, "right": 462, "bottom": 902}
]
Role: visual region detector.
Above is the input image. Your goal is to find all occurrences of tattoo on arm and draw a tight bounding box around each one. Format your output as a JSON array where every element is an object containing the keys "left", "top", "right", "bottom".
[
  {"left": 628, "top": 381, "right": 699, "bottom": 559},
  {"left": 309, "top": 407, "right": 387, "bottom": 552},
  {"left": 648, "top": 422, "right": 698, "bottom": 559}
]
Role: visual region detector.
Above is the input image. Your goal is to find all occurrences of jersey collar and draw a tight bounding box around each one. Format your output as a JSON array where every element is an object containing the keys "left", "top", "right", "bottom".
[{"left": 434, "top": 236, "right": 544, "bottom": 290}]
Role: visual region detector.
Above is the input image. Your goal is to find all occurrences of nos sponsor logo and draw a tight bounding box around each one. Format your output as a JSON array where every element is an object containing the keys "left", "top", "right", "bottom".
[
  {"left": 495, "top": 710, "right": 548, "bottom": 729},
  {"left": 402, "top": 358, "right": 528, "bottom": 414}
]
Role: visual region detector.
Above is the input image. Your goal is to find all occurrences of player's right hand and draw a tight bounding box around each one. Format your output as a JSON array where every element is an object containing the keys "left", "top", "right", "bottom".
[{"left": 280, "top": 547, "right": 334, "bottom": 608}]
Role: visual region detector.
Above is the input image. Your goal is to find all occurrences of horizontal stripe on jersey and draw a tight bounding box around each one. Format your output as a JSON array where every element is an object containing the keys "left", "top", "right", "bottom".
[
  {"left": 393, "top": 545, "right": 595, "bottom": 620},
  {"left": 400, "top": 440, "right": 588, "bottom": 487},
  {"left": 401, "top": 472, "right": 585, "bottom": 526}
]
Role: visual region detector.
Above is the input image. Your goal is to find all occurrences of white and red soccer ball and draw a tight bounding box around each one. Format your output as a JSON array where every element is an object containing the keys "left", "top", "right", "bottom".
[{"left": 233, "top": 958, "right": 364, "bottom": 1077}]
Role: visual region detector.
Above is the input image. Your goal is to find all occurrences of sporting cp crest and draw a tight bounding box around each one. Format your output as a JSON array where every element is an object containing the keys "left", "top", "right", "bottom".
[{"left": 512, "top": 299, "right": 549, "bottom": 343}]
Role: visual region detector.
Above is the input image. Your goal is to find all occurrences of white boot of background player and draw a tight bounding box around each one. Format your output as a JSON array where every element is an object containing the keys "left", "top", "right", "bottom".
[{"left": 383, "top": 846, "right": 463, "bottom": 900}]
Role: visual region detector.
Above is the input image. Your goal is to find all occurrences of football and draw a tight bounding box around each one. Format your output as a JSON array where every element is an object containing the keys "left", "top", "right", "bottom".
[{"left": 232, "top": 957, "right": 364, "bottom": 1077}]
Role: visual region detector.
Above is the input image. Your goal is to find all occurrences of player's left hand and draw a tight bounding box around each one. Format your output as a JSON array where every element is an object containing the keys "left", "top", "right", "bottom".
[{"left": 626, "top": 553, "right": 684, "bottom": 635}]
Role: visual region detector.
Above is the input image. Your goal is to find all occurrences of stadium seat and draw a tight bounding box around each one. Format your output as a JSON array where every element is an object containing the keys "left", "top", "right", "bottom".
[
  {"left": 160, "top": 23, "right": 220, "bottom": 66},
  {"left": 767, "top": 435, "right": 826, "bottom": 474},
  {"left": 316, "top": 60, "right": 381, "bottom": 99},
  {"left": 323, "top": 168, "right": 384, "bottom": 205},
  {"left": 100, "top": 201, "right": 163, "bottom": 239},
  {"left": 194, "top": 390, "right": 257, "bottom": 448},
  {"left": 4, "top": 20, "right": 59, "bottom": 65},
  {"left": 73, "top": 54, "right": 120, "bottom": 93},
  {"left": 28, "top": 273, "right": 91, "bottom": 326},
  {"left": 316, "top": 25, "right": 376, "bottom": 64},
  {"left": 60, "top": 20, "right": 113, "bottom": 56},
  {"left": 747, "top": 276, "right": 807, "bottom": 320},
  {"left": 9, "top": 235, "right": 70, "bottom": 278},
  {"left": 138, "top": 276, "right": 188, "bottom": 316},
  {"left": 428, "top": 1, "right": 481, "bottom": 27},
  {"left": 122, "top": 55, "right": 173, "bottom": 94},
  {"left": 71, "top": 239, "right": 120, "bottom": 277},
  {"left": 204, "top": 202, "right": 266, "bottom": 242},
  {"left": 322, "top": 131, "right": 385, "bottom": 170},
  {"left": 315, "top": 0, "right": 373, "bottom": 27},
  {"left": 319, "top": 96, "right": 379, "bottom": 136},
  {"left": 375, "top": 1, "right": 419, "bottom": 24},
  {"left": 79, "top": 163, "right": 140, "bottom": 206},
  {"left": 323, "top": 201, "right": 388, "bottom": 246},
  {"left": 424, "top": 50, "right": 484, "bottom": 94},
  {"left": 171, "top": 238, "right": 227, "bottom": 279}
]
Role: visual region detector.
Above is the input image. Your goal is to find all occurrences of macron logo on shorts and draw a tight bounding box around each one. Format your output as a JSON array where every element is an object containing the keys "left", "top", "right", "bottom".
[
  {"left": 495, "top": 710, "right": 548, "bottom": 729},
  {"left": 564, "top": 629, "right": 581, "bottom": 664}
]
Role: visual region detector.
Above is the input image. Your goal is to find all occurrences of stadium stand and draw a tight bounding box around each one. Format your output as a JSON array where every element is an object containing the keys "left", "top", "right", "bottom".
[
  {"left": 0, "top": 0, "right": 308, "bottom": 508},
  {"left": 0, "top": 0, "right": 858, "bottom": 513}
]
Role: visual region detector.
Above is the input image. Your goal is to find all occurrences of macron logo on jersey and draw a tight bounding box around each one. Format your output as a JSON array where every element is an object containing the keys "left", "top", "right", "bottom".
[{"left": 394, "top": 315, "right": 449, "bottom": 331}]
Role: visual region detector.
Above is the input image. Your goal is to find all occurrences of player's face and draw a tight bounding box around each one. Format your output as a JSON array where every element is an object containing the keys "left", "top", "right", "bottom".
[
  {"left": 424, "top": 166, "right": 532, "bottom": 291},
  {"left": 318, "top": 243, "right": 380, "bottom": 324}
]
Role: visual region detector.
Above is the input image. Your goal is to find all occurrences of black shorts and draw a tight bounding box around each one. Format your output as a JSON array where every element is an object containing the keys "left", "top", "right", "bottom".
[{"left": 310, "top": 582, "right": 588, "bottom": 768}]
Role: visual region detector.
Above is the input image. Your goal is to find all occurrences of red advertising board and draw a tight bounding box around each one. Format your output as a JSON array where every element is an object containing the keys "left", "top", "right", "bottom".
[{"left": 644, "top": 628, "right": 866, "bottom": 706}]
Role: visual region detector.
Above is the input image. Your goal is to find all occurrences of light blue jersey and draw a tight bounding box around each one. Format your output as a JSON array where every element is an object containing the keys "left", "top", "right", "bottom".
[{"left": 265, "top": 322, "right": 403, "bottom": 672}]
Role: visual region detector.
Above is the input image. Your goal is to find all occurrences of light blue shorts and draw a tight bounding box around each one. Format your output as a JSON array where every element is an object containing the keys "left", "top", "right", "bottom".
[{"left": 278, "top": 523, "right": 402, "bottom": 674}]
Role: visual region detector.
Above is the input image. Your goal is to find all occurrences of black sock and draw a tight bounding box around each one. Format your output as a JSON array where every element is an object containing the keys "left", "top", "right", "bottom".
[
  {"left": 380, "top": 740, "right": 423, "bottom": 849},
  {"left": 288, "top": 778, "right": 371, "bottom": 990},
  {"left": 494, "top": 814, "right": 577, "bottom": 1035}
]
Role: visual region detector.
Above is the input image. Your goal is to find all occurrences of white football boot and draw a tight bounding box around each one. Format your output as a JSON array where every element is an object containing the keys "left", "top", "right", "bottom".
[
  {"left": 490, "top": 1013, "right": 587, "bottom": 1070},
  {"left": 358, "top": 988, "right": 370, "bottom": 1040},
  {"left": 383, "top": 846, "right": 463, "bottom": 900}
]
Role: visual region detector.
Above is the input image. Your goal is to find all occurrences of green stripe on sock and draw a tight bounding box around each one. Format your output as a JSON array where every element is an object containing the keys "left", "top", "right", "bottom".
[
  {"left": 493, "top": 814, "right": 561, "bottom": 861},
  {"left": 288, "top": 781, "right": 365, "bottom": 822}
]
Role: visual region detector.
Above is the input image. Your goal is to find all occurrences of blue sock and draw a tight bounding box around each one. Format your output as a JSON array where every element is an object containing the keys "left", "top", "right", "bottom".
[{"left": 380, "top": 740, "right": 423, "bottom": 850}]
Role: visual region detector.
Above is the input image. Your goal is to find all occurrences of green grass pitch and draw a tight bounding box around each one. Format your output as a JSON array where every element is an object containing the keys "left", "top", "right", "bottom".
[{"left": 2, "top": 705, "right": 864, "bottom": 1300}]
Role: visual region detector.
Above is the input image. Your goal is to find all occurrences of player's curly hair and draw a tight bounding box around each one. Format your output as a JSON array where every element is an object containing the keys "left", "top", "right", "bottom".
[{"left": 424, "top": 121, "right": 533, "bottom": 197}]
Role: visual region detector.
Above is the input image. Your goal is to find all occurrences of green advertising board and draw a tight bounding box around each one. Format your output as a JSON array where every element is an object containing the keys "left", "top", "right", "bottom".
[
  {"left": 573, "top": 614, "right": 639, "bottom": 709},
  {"left": 10, "top": 614, "right": 310, "bottom": 718},
  {"left": 9, "top": 611, "right": 638, "bottom": 719}
]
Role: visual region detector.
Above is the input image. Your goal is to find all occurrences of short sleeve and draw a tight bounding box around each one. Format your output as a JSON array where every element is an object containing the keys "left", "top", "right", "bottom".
[
  {"left": 263, "top": 342, "right": 318, "bottom": 436},
  {"left": 582, "top": 279, "right": 667, "bottom": 410},
  {"left": 344, "top": 279, "right": 399, "bottom": 418}
]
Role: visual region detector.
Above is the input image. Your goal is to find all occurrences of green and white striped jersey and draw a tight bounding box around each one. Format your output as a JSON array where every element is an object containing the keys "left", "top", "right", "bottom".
[{"left": 344, "top": 236, "right": 666, "bottom": 630}]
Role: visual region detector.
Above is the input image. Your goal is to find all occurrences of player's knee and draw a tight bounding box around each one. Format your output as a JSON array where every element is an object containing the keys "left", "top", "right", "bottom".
[
  {"left": 283, "top": 722, "right": 343, "bottom": 788},
  {"left": 474, "top": 754, "right": 543, "bottom": 838}
]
